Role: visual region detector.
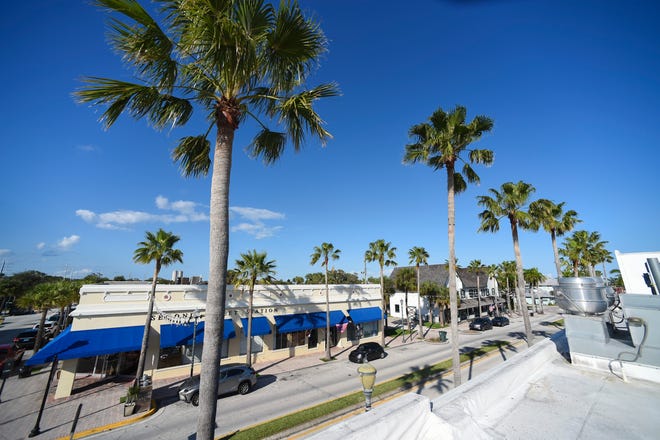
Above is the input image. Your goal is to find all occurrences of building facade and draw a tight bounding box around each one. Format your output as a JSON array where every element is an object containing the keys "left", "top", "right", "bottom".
[{"left": 28, "top": 283, "right": 384, "bottom": 398}]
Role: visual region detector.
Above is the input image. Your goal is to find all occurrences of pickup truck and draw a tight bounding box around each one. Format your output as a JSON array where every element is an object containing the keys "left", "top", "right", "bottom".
[{"left": 0, "top": 343, "right": 25, "bottom": 374}]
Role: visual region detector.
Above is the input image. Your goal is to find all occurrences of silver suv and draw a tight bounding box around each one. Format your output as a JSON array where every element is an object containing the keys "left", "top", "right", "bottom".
[{"left": 178, "top": 363, "right": 257, "bottom": 406}]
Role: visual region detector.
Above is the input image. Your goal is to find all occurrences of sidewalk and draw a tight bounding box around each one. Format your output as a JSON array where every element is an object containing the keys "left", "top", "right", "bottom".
[{"left": 0, "top": 317, "right": 528, "bottom": 440}]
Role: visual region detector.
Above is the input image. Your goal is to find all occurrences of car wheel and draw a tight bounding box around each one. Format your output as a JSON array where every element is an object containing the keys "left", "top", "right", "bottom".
[
  {"left": 238, "top": 381, "right": 251, "bottom": 395},
  {"left": 191, "top": 393, "right": 199, "bottom": 406}
]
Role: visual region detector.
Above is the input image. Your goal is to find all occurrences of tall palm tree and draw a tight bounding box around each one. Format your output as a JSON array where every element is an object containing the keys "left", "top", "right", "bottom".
[
  {"left": 478, "top": 181, "right": 537, "bottom": 347},
  {"left": 408, "top": 246, "right": 429, "bottom": 339},
  {"left": 51, "top": 279, "right": 81, "bottom": 337},
  {"left": 76, "top": 2, "right": 337, "bottom": 436},
  {"left": 365, "top": 239, "right": 397, "bottom": 347},
  {"left": 486, "top": 264, "right": 500, "bottom": 316},
  {"left": 310, "top": 243, "right": 341, "bottom": 360},
  {"left": 233, "top": 250, "right": 276, "bottom": 366},
  {"left": 133, "top": 229, "right": 183, "bottom": 386},
  {"left": 404, "top": 105, "right": 494, "bottom": 387},
  {"left": 529, "top": 199, "right": 581, "bottom": 279},
  {"left": 560, "top": 230, "right": 592, "bottom": 276},
  {"left": 467, "top": 260, "right": 484, "bottom": 317},
  {"left": 523, "top": 268, "right": 546, "bottom": 313}
]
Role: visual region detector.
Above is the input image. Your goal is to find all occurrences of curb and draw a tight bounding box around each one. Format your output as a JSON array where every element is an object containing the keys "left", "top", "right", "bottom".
[{"left": 56, "top": 399, "right": 158, "bottom": 440}]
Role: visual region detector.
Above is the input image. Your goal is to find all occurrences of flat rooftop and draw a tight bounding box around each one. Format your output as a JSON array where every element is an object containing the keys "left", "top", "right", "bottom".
[{"left": 307, "top": 331, "right": 660, "bottom": 439}]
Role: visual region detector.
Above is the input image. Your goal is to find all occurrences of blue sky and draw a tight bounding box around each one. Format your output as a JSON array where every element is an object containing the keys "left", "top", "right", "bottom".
[{"left": 1, "top": 0, "right": 659, "bottom": 282}]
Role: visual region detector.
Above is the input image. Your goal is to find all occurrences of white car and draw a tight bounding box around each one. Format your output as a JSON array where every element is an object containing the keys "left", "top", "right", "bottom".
[{"left": 32, "top": 321, "right": 56, "bottom": 335}]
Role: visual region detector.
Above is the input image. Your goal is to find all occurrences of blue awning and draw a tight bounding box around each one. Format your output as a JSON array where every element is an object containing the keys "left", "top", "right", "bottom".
[
  {"left": 160, "top": 319, "right": 236, "bottom": 347},
  {"left": 275, "top": 311, "right": 347, "bottom": 333},
  {"left": 240, "top": 317, "right": 272, "bottom": 336},
  {"left": 274, "top": 313, "right": 315, "bottom": 333},
  {"left": 26, "top": 325, "right": 144, "bottom": 366},
  {"left": 347, "top": 307, "right": 383, "bottom": 324},
  {"left": 308, "top": 310, "right": 347, "bottom": 327}
]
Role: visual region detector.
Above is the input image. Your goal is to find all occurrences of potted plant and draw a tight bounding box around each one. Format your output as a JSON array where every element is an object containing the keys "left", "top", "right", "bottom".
[{"left": 121, "top": 384, "right": 139, "bottom": 416}]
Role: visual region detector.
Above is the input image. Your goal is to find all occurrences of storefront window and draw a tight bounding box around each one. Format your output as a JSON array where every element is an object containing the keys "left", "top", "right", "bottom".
[
  {"left": 240, "top": 335, "right": 264, "bottom": 355},
  {"left": 361, "top": 321, "right": 378, "bottom": 338},
  {"left": 275, "top": 330, "right": 306, "bottom": 349}
]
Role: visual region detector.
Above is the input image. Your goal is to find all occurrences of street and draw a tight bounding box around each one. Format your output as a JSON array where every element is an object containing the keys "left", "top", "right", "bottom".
[{"left": 87, "top": 309, "right": 563, "bottom": 439}]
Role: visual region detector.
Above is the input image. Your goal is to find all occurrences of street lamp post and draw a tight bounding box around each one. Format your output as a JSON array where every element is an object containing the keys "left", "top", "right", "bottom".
[
  {"left": 189, "top": 310, "right": 201, "bottom": 378},
  {"left": 29, "top": 355, "right": 58, "bottom": 437},
  {"left": 357, "top": 363, "right": 377, "bottom": 411}
]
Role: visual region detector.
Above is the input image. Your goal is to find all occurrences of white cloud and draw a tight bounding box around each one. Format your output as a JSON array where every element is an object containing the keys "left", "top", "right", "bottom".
[
  {"left": 58, "top": 235, "right": 81, "bottom": 250},
  {"left": 77, "top": 196, "right": 208, "bottom": 230},
  {"left": 0, "top": 249, "right": 11, "bottom": 256},
  {"left": 36, "top": 242, "right": 46, "bottom": 250},
  {"left": 230, "top": 206, "right": 285, "bottom": 239}
]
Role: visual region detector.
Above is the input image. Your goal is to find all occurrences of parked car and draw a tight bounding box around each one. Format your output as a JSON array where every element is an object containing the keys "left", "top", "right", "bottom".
[
  {"left": 178, "top": 363, "right": 257, "bottom": 406},
  {"left": 469, "top": 317, "right": 493, "bottom": 331},
  {"left": 348, "top": 342, "right": 386, "bottom": 363},
  {"left": 0, "top": 344, "right": 25, "bottom": 373},
  {"left": 33, "top": 321, "right": 56, "bottom": 336},
  {"left": 13, "top": 329, "right": 40, "bottom": 349},
  {"left": 492, "top": 316, "right": 510, "bottom": 327}
]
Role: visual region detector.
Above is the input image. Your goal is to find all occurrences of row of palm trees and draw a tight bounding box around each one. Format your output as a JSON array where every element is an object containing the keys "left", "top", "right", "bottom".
[{"left": 74, "top": 2, "right": 611, "bottom": 435}]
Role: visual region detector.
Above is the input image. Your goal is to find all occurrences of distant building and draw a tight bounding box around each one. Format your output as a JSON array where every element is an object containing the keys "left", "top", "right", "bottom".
[{"left": 389, "top": 265, "right": 501, "bottom": 321}]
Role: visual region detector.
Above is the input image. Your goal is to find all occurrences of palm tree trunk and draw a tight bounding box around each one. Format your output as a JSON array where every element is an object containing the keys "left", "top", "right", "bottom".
[
  {"left": 325, "top": 267, "right": 331, "bottom": 360},
  {"left": 446, "top": 164, "right": 461, "bottom": 387},
  {"left": 136, "top": 263, "right": 159, "bottom": 384},
  {"left": 551, "top": 230, "right": 562, "bottom": 279},
  {"left": 379, "top": 266, "right": 386, "bottom": 347},
  {"left": 510, "top": 221, "right": 533, "bottom": 347},
  {"left": 246, "top": 285, "right": 254, "bottom": 367},
  {"left": 476, "top": 276, "right": 481, "bottom": 317},
  {"left": 197, "top": 120, "right": 234, "bottom": 440},
  {"left": 573, "top": 261, "right": 579, "bottom": 277},
  {"left": 417, "top": 265, "right": 423, "bottom": 339}
]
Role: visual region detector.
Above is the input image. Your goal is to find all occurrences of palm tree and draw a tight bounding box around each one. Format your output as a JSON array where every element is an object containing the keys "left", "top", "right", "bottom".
[
  {"left": 523, "top": 268, "right": 546, "bottom": 313},
  {"left": 497, "top": 260, "right": 518, "bottom": 313},
  {"left": 467, "top": 260, "right": 484, "bottom": 317},
  {"left": 529, "top": 199, "right": 581, "bottom": 279},
  {"left": 310, "top": 243, "right": 341, "bottom": 360},
  {"left": 17, "top": 282, "right": 59, "bottom": 353},
  {"left": 365, "top": 239, "right": 397, "bottom": 346},
  {"left": 76, "top": 3, "right": 337, "bottom": 436},
  {"left": 233, "top": 250, "right": 276, "bottom": 366},
  {"left": 560, "top": 230, "right": 594, "bottom": 276},
  {"left": 404, "top": 105, "right": 494, "bottom": 387},
  {"left": 394, "top": 267, "right": 417, "bottom": 340},
  {"left": 51, "top": 279, "right": 81, "bottom": 336},
  {"left": 408, "top": 246, "right": 429, "bottom": 339},
  {"left": 133, "top": 229, "right": 183, "bottom": 386},
  {"left": 478, "top": 181, "right": 537, "bottom": 347}
]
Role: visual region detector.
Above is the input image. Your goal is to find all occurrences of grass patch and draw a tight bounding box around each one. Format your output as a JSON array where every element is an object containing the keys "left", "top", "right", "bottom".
[{"left": 219, "top": 341, "right": 508, "bottom": 439}]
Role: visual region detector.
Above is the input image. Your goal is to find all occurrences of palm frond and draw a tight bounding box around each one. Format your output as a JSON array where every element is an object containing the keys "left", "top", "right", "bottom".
[
  {"left": 247, "top": 128, "right": 286, "bottom": 164},
  {"left": 75, "top": 77, "right": 192, "bottom": 129},
  {"left": 277, "top": 82, "right": 338, "bottom": 149},
  {"left": 462, "top": 163, "right": 480, "bottom": 184},
  {"left": 469, "top": 148, "right": 494, "bottom": 165},
  {"left": 453, "top": 172, "right": 467, "bottom": 193},
  {"left": 172, "top": 134, "right": 211, "bottom": 177}
]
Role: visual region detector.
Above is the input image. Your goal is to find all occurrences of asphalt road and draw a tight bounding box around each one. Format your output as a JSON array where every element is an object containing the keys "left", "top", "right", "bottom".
[{"left": 88, "top": 310, "right": 563, "bottom": 440}]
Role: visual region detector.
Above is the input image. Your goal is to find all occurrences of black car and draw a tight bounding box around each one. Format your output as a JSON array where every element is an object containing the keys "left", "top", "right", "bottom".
[
  {"left": 348, "top": 342, "right": 386, "bottom": 363},
  {"left": 13, "top": 329, "right": 39, "bottom": 349},
  {"left": 469, "top": 317, "right": 493, "bottom": 331},
  {"left": 491, "top": 316, "right": 510, "bottom": 327}
]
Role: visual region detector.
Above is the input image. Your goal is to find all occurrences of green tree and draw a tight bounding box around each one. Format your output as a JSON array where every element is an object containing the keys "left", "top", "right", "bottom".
[
  {"left": 17, "top": 282, "right": 60, "bottom": 352},
  {"left": 497, "top": 260, "right": 517, "bottom": 312},
  {"left": 233, "top": 250, "right": 276, "bottom": 366},
  {"left": 529, "top": 199, "right": 581, "bottom": 278},
  {"left": 467, "top": 260, "right": 485, "bottom": 317},
  {"left": 394, "top": 267, "right": 417, "bottom": 337},
  {"left": 404, "top": 105, "right": 493, "bottom": 387},
  {"left": 133, "top": 229, "right": 183, "bottom": 386},
  {"left": 478, "top": 181, "right": 537, "bottom": 347},
  {"left": 365, "top": 239, "right": 397, "bottom": 346},
  {"left": 420, "top": 281, "right": 441, "bottom": 324},
  {"left": 408, "top": 246, "right": 429, "bottom": 338},
  {"left": 50, "top": 279, "right": 81, "bottom": 336},
  {"left": 310, "top": 243, "right": 341, "bottom": 360},
  {"left": 76, "top": 2, "right": 337, "bottom": 435},
  {"left": 523, "top": 267, "right": 546, "bottom": 313}
]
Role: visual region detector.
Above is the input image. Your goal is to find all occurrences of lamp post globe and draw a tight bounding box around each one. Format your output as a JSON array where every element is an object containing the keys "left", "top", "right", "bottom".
[{"left": 357, "top": 363, "right": 377, "bottom": 411}]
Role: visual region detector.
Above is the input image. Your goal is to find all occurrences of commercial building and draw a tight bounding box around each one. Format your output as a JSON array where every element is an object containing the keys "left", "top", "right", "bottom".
[{"left": 27, "top": 283, "right": 383, "bottom": 398}]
